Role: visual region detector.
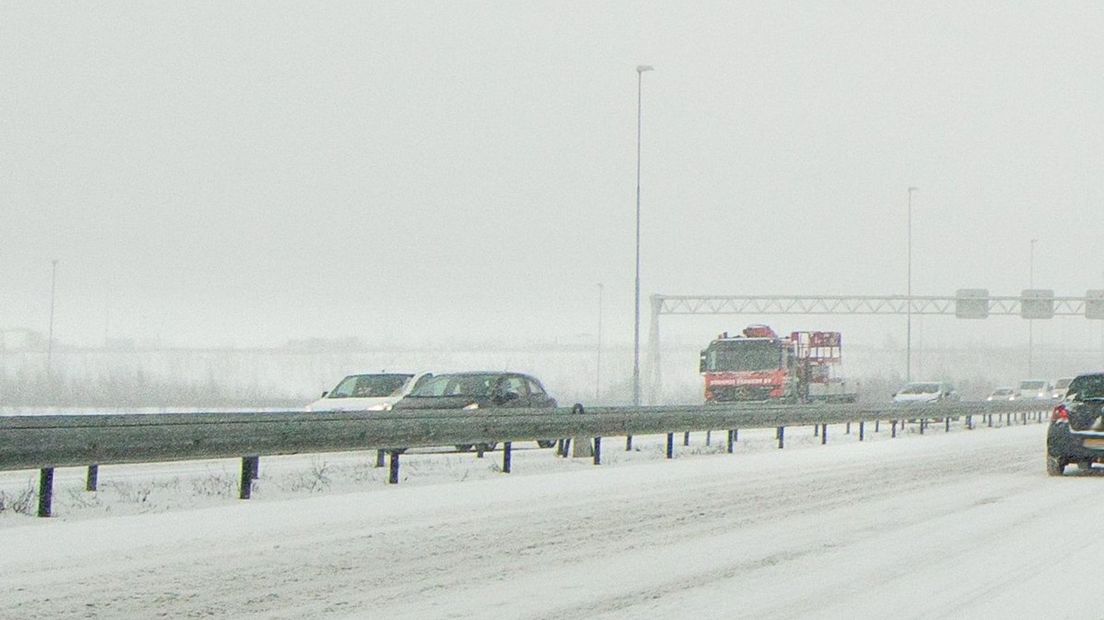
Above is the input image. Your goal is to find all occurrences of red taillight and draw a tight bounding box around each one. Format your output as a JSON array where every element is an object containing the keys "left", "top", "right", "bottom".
[{"left": 1052, "top": 404, "right": 1070, "bottom": 423}]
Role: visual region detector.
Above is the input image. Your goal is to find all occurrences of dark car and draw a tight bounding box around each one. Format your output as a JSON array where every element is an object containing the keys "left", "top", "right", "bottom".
[
  {"left": 392, "top": 371, "right": 559, "bottom": 451},
  {"left": 1046, "top": 372, "right": 1104, "bottom": 475}
]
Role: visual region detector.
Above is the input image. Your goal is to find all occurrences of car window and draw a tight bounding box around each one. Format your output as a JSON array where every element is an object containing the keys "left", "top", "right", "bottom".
[
  {"left": 527, "top": 378, "right": 546, "bottom": 397},
  {"left": 500, "top": 376, "right": 527, "bottom": 398}
]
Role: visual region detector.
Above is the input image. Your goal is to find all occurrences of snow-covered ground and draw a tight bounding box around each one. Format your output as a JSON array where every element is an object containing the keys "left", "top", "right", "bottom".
[{"left": 1, "top": 421, "right": 1096, "bottom": 618}]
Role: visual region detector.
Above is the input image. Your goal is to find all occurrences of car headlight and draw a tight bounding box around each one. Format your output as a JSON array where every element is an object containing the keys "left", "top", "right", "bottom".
[{"left": 463, "top": 402, "right": 480, "bottom": 410}]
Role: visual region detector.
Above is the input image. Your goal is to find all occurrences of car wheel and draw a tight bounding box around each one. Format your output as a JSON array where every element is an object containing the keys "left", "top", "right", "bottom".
[
  {"left": 536, "top": 440, "right": 557, "bottom": 449},
  {"left": 1047, "top": 455, "right": 1066, "bottom": 476},
  {"left": 1079, "top": 459, "right": 1094, "bottom": 472},
  {"left": 455, "top": 444, "right": 474, "bottom": 452}
]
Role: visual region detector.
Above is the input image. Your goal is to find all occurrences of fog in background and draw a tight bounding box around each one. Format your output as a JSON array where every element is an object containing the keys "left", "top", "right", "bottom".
[{"left": 3, "top": 2, "right": 1104, "bottom": 402}]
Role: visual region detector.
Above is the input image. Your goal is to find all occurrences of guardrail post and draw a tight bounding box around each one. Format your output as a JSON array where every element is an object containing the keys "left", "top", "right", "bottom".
[
  {"left": 86, "top": 465, "right": 99, "bottom": 492},
  {"left": 846, "top": 422, "right": 851, "bottom": 435},
  {"left": 891, "top": 420, "right": 897, "bottom": 438},
  {"left": 966, "top": 415, "right": 973, "bottom": 430},
  {"left": 376, "top": 449, "right": 385, "bottom": 468},
  {"left": 476, "top": 445, "right": 485, "bottom": 458},
  {"left": 777, "top": 426, "right": 785, "bottom": 449},
  {"left": 920, "top": 419, "right": 925, "bottom": 435},
  {"left": 987, "top": 414, "right": 993, "bottom": 427},
  {"left": 626, "top": 435, "right": 633, "bottom": 451},
  {"left": 1022, "top": 412, "right": 1027, "bottom": 426},
  {"left": 683, "top": 431, "right": 690, "bottom": 446},
  {"left": 821, "top": 424, "right": 827, "bottom": 445},
  {"left": 706, "top": 430, "right": 711, "bottom": 446},
  {"left": 593, "top": 437, "right": 601, "bottom": 465},
  {"left": 502, "top": 442, "right": 512, "bottom": 473},
  {"left": 37, "top": 467, "right": 54, "bottom": 518},
  {"left": 388, "top": 451, "right": 400, "bottom": 484},
  {"left": 726, "top": 430, "right": 735, "bottom": 453},
  {"left": 666, "top": 433, "right": 674, "bottom": 459},
  {"left": 814, "top": 424, "right": 819, "bottom": 437},
  {"left": 875, "top": 420, "right": 880, "bottom": 433},
  {"left": 945, "top": 417, "right": 950, "bottom": 433},
  {"left": 859, "top": 421, "right": 865, "bottom": 441},
  {"left": 239, "top": 456, "right": 258, "bottom": 500}
]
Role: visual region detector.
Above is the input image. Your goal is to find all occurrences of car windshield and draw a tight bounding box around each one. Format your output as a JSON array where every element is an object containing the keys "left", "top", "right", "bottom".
[
  {"left": 1019, "top": 381, "right": 1046, "bottom": 390},
  {"left": 410, "top": 374, "right": 500, "bottom": 398},
  {"left": 901, "top": 383, "right": 941, "bottom": 395},
  {"left": 328, "top": 374, "right": 411, "bottom": 399},
  {"left": 703, "top": 340, "right": 782, "bottom": 372},
  {"left": 1068, "top": 375, "right": 1104, "bottom": 400}
]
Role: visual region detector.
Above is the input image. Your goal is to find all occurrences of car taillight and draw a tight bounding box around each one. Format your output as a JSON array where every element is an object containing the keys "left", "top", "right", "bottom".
[{"left": 1052, "top": 404, "right": 1070, "bottom": 423}]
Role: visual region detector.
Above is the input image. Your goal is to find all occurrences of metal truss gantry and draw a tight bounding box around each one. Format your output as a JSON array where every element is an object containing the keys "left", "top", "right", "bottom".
[{"left": 646, "top": 293, "right": 1104, "bottom": 404}]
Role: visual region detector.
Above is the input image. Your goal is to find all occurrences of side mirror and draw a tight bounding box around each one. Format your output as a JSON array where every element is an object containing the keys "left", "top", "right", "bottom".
[{"left": 321, "top": 391, "right": 329, "bottom": 398}]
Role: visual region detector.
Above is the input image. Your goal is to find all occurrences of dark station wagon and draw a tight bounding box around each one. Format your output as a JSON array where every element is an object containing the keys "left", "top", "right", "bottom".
[{"left": 1046, "top": 372, "right": 1104, "bottom": 475}]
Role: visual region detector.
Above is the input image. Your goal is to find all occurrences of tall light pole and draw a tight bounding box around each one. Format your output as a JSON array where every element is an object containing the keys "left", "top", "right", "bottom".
[
  {"left": 596, "top": 283, "right": 603, "bottom": 401},
  {"left": 632, "top": 64, "right": 654, "bottom": 409},
  {"left": 1028, "top": 238, "right": 1038, "bottom": 376},
  {"left": 906, "top": 187, "right": 917, "bottom": 382},
  {"left": 46, "top": 259, "right": 58, "bottom": 378}
]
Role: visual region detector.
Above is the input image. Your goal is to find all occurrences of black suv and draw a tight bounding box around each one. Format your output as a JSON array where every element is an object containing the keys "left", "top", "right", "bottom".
[
  {"left": 1046, "top": 372, "right": 1104, "bottom": 475},
  {"left": 392, "top": 372, "right": 558, "bottom": 450}
]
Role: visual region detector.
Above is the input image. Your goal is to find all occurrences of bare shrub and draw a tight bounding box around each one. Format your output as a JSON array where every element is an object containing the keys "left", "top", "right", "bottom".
[{"left": 0, "top": 480, "right": 36, "bottom": 515}]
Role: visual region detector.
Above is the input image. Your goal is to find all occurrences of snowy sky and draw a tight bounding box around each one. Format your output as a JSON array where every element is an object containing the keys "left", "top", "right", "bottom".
[{"left": 2, "top": 1, "right": 1103, "bottom": 349}]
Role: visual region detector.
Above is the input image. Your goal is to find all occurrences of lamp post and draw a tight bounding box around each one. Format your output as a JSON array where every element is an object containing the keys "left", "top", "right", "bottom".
[
  {"left": 632, "top": 64, "right": 654, "bottom": 409},
  {"left": 596, "top": 283, "right": 603, "bottom": 401},
  {"left": 906, "top": 187, "right": 917, "bottom": 382},
  {"left": 628, "top": 64, "right": 653, "bottom": 452},
  {"left": 46, "top": 259, "right": 58, "bottom": 378},
  {"left": 1028, "top": 238, "right": 1038, "bottom": 376}
]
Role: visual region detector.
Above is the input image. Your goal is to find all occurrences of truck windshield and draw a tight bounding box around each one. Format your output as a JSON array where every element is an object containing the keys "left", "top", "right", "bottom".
[
  {"left": 1068, "top": 375, "right": 1104, "bottom": 400},
  {"left": 704, "top": 340, "right": 782, "bottom": 372}
]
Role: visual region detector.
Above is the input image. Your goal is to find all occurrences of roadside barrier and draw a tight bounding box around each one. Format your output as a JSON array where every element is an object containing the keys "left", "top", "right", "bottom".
[{"left": 0, "top": 400, "right": 1052, "bottom": 517}]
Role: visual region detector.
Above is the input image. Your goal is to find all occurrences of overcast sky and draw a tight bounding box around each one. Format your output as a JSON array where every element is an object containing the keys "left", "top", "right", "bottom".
[{"left": 2, "top": 1, "right": 1103, "bottom": 350}]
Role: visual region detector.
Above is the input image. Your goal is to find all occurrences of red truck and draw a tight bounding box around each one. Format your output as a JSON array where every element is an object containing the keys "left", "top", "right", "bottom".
[{"left": 699, "top": 324, "right": 856, "bottom": 404}]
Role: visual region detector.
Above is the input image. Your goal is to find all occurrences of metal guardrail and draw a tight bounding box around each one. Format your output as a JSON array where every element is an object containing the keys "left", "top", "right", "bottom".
[{"left": 1, "top": 400, "right": 1053, "bottom": 517}]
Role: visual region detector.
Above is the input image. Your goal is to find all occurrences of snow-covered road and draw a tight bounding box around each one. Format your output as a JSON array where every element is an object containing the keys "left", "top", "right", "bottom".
[{"left": 2, "top": 424, "right": 1098, "bottom": 618}]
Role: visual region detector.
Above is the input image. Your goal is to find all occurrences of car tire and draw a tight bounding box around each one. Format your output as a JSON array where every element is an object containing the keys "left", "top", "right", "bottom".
[
  {"left": 1079, "top": 459, "right": 1095, "bottom": 472},
  {"left": 1047, "top": 454, "right": 1066, "bottom": 476},
  {"left": 536, "top": 440, "right": 557, "bottom": 449}
]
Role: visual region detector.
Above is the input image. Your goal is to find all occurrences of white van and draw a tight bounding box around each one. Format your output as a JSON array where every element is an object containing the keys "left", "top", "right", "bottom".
[{"left": 1016, "top": 379, "right": 1051, "bottom": 400}]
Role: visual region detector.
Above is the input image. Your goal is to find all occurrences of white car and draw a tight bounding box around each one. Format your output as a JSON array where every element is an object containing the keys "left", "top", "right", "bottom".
[
  {"left": 892, "top": 381, "right": 959, "bottom": 404},
  {"left": 1051, "top": 377, "right": 1074, "bottom": 400},
  {"left": 986, "top": 387, "right": 1016, "bottom": 402},
  {"left": 306, "top": 372, "right": 430, "bottom": 412},
  {"left": 1016, "top": 379, "right": 1052, "bottom": 400}
]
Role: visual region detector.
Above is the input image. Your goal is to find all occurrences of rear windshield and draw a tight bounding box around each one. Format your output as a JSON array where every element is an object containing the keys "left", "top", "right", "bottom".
[
  {"left": 1019, "top": 381, "right": 1046, "bottom": 390},
  {"left": 1068, "top": 375, "right": 1104, "bottom": 400}
]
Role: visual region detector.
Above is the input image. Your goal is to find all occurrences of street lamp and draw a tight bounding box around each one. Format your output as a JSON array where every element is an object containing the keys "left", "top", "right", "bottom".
[
  {"left": 1028, "top": 238, "right": 1038, "bottom": 376},
  {"left": 629, "top": 64, "right": 653, "bottom": 452},
  {"left": 596, "top": 283, "right": 603, "bottom": 401},
  {"left": 632, "top": 64, "right": 654, "bottom": 408},
  {"left": 46, "top": 259, "right": 58, "bottom": 378},
  {"left": 906, "top": 187, "right": 917, "bottom": 382}
]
